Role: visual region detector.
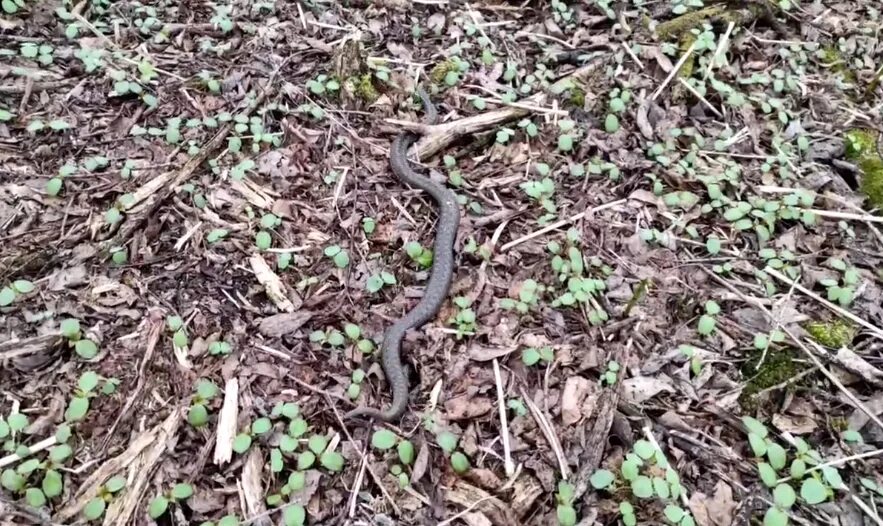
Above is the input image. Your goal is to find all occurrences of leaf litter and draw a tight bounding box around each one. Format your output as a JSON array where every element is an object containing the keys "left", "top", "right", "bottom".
[{"left": 1, "top": 1, "right": 883, "bottom": 525}]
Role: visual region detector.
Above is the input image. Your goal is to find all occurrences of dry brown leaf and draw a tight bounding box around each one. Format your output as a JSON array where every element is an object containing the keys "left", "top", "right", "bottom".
[
  {"left": 622, "top": 375, "right": 675, "bottom": 403},
  {"left": 561, "top": 376, "right": 590, "bottom": 425},
  {"left": 445, "top": 395, "right": 494, "bottom": 420}
]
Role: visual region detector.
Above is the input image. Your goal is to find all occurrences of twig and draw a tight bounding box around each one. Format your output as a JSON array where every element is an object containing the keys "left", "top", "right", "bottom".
[
  {"left": 436, "top": 496, "right": 497, "bottom": 526},
  {"left": 0, "top": 436, "right": 56, "bottom": 469},
  {"left": 707, "top": 269, "right": 883, "bottom": 435},
  {"left": 776, "top": 448, "right": 883, "bottom": 485},
  {"left": 501, "top": 199, "right": 627, "bottom": 251},
  {"left": 643, "top": 426, "right": 690, "bottom": 507},
  {"left": 651, "top": 39, "right": 696, "bottom": 101},
  {"left": 677, "top": 77, "right": 724, "bottom": 118},
  {"left": 704, "top": 21, "right": 735, "bottom": 79},
  {"left": 520, "top": 387, "right": 569, "bottom": 479},
  {"left": 764, "top": 267, "right": 883, "bottom": 341},
  {"left": 492, "top": 359, "right": 515, "bottom": 476},
  {"left": 325, "top": 396, "right": 401, "bottom": 516}
]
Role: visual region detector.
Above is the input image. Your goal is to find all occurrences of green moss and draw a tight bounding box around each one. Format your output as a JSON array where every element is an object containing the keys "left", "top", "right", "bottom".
[
  {"left": 430, "top": 60, "right": 458, "bottom": 85},
  {"left": 860, "top": 157, "right": 883, "bottom": 210},
  {"left": 844, "top": 129, "right": 879, "bottom": 160},
  {"left": 821, "top": 46, "right": 858, "bottom": 85},
  {"left": 351, "top": 74, "right": 378, "bottom": 103},
  {"left": 843, "top": 129, "right": 883, "bottom": 209},
  {"left": 804, "top": 319, "right": 856, "bottom": 348},
  {"left": 569, "top": 86, "right": 585, "bottom": 108},
  {"left": 829, "top": 417, "right": 849, "bottom": 432},
  {"left": 654, "top": 4, "right": 727, "bottom": 39},
  {"left": 739, "top": 347, "right": 808, "bottom": 412}
]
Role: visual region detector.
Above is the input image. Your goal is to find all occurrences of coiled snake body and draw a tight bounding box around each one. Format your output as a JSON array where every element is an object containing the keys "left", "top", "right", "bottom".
[{"left": 345, "top": 88, "right": 460, "bottom": 423}]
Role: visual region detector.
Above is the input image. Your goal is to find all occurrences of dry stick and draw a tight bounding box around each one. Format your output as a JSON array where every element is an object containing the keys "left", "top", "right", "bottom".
[
  {"left": 492, "top": 359, "right": 515, "bottom": 476},
  {"left": 436, "top": 496, "right": 497, "bottom": 526},
  {"left": 706, "top": 268, "right": 883, "bottom": 435},
  {"left": 704, "top": 21, "right": 735, "bottom": 80},
  {"left": 396, "top": 59, "right": 603, "bottom": 160},
  {"left": 777, "top": 448, "right": 883, "bottom": 485},
  {"left": 325, "top": 395, "right": 401, "bottom": 516},
  {"left": 764, "top": 267, "right": 883, "bottom": 341},
  {"left": 0, "top": 436, "right": 55, "bottom": 469},
  {"left": 642, "top": 426, "right": 690, "bottom": 508},
  {"left": 520, "top": 387, "right": 570, "bottom": 479},
  {"left": 651, "top": 39, "right": 697, "bottom": 101},
  {"left": 501, "top": 199, "right": 627, "bottom": 251},
  {"left": 677, "top": 77, "right": 724, "bottom": 118}
]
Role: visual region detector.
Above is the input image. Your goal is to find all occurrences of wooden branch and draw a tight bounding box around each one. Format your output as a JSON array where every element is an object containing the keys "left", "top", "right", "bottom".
[{"left": 401, "top": 59, "right": 603, "bottom": 161}]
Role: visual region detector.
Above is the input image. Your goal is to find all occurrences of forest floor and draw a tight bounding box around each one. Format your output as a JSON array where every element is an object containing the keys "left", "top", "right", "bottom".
[{"left": 1, "top": 1, "right": 883, "bottom": 525}]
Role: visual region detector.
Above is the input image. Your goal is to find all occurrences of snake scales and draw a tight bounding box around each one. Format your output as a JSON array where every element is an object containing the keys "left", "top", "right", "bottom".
[{"left": 345, "top": 88, "right": 460, "bottom": 423}]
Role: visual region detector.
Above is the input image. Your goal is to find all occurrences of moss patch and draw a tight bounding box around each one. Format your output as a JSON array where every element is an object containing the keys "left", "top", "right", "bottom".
[
  {"left": 345, "top": 74, "right": 379, "bottom": 104},
  {"left": 739, "top": 347, "right": 809, "bottom": 412},
  {"left": 804, "top": 319, "right": 856, "bottom": 348},
  {"left": 844, "top": 129, "right": 883, "bottom": 209},
  {"left": 430, "top": 59, "right": 458, "bottom": 85},
  {"left": 820, "top": 46, "right": 858, "bottom": 85}
]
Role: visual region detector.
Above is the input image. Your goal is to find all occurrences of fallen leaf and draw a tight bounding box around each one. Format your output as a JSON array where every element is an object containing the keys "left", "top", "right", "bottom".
[
  {"left": 622, "top": 375, "right": 675, "bottom": 403},
  {"left": 445, "top": 395, "right": 493, "bottom": 421},
  {"left": 257, "top": 311, "right": 313, "bottom": 337},
  {"left": 561, "top": 376, "right": 590, "bottom": 425}
]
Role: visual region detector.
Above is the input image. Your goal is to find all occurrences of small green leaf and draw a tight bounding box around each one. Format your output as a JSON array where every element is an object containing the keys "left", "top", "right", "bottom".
[
  {"left": 60, "top": 318, "right": 81, "bottom": 338},
  {"left": 42, "top": 470, "right": 63, "bottom": 498},
  {"left": 371, "top": 429, "right": 397, "bottom": 450},
  {"left": 308, "top": 434, "right": 328, "bottom": 454},
  {"left": 65, "top": 397, "right": 90, "bottom": 421},
  {"left": 25, "top": 487, "right": 46, "bottom": 508},
  {"left": 297, "top": 451, "right": 316, "bottom": 470},
  {"left": 450, "top": 452, "right": 470, "bottom": 473},
  {"left": 633, "top": 440, "right": 655, "bottom": 459},
  {"left": 282, "top": 505, "right": 306, "bottom": 526},
  {"left": 604, "top": 114, "right": 620, "bottom": 133},
  {"left": 697, "top": 314, "right": 716, "bottom": 335},
  {"left": 288, "top": 471, "right": 306, "bottom": 490},
  {"left": 758, "top": 462, "right": 778, "bottom": 487},
  {"left": 251, "top": 418, "right": 272, "bottom": 435},
  {"left": 767, "top": 442, "right": 787, "bottom": 470},
  {"left": 232, "top": 433, "right": 252, "bottom": 454},
  {"left": 75, "top": 339, "right": 99, "bottom": 359},
  {"left": 320, "top": 451, "right": 344, "bottom": 472},
  {"left": 556, "top": 505, "right": 576, "bottom": 526},
  {"left": 171, "top": 483, "right": 193, "bottom": 500},
  {"left": 590, "top": 469, "right": 615, "bottom": 489},
  {"left": 664, "top": 505, "right": 684, "bottom": 523},
  {"left": 773, "top": 483, "right": 796, "bottom": 508},
  {"left": 0, "top": 287, "right": 14, "bottom": 306},
  {"left": 742, "top": 416, "right": 768, "bottom": 438},
  {"left": 6, "top": 278, "right": 35, "bottom": 295},
  {"left": 763, "top": 507, "right": 789, "bottom": 526},
  {"left": 631, "top": 475, "right": 653, "bottom": 498},
  {"left": 105, "top": 476, "right": 126, "bottom": 493},
  {"left": 148, "top": 495, "right": 169, "bottom": 519},
  {"left": 255, "top": 231, "right": 272, "bottom": 250},
  {"left": 398, "top": 440, "right": 415, "bottom": 465},
  {"left": 83, "top": 496, "right": 106, "bottom": 519},
  {"left": 437, "top": 431, "right": 458, "bottom": 454}
]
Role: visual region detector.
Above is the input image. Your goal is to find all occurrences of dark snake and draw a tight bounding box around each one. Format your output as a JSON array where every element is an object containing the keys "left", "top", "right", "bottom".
[{"left": 345, "top": 88, "right": 460, "bottom": 423}]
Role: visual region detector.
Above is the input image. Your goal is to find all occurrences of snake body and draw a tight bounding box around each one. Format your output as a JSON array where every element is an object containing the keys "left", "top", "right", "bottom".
[{"left": 345, "top": 88, "right": 460, "bottom": 423}]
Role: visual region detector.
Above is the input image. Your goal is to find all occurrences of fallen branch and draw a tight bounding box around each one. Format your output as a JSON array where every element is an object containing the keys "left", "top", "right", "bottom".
[{"left": 394, "top": 59, "right": 603, "bottom": 161}]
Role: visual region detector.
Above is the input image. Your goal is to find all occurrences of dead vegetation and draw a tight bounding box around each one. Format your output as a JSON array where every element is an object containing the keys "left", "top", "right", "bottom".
[{"left": 1, "top": 0, "right": 883, "bottom": 525}]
